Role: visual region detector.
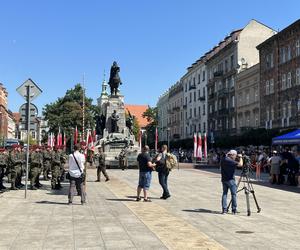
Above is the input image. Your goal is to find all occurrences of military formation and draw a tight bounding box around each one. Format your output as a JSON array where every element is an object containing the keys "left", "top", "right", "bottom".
[{"left": 0, "top": 144, "right": 67, "bottom": 193}]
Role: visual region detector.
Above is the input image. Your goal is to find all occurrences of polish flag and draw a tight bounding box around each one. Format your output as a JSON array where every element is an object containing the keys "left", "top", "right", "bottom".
[
  {"left": 203, "top": 132, "right": 208, "bottom": 159},
  {"left": 193, "top": 133, "right": 197, "bottom": 158},
  {"left": 197, "top": 132, "right": 202, "bottom": 160},
  {"left": 88, "top": 131, "right": 94, "bottom": 151},
  {"left": 63, "top": 132, "right": 66, "bottom": 148}
]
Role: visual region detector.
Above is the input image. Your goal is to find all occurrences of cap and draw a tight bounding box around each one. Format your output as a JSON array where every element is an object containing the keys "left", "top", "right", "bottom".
[{"left": 227, "top": 149, "right": 238, "bottom": 156}]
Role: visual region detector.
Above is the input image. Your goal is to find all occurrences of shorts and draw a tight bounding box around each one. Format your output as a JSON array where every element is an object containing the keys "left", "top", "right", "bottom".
[{"left": 138, "top": 171, "right": 152, "bottom": 190}]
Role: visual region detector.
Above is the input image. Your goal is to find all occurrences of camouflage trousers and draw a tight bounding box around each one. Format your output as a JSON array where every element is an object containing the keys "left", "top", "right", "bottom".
[{"left": 51, "top": 165, "right": 61, "bottom": 188}]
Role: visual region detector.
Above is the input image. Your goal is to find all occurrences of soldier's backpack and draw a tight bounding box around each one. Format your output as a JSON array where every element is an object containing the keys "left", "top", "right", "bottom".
[{"left": 166, "top": 153, "right": 178, "bottom": 170}]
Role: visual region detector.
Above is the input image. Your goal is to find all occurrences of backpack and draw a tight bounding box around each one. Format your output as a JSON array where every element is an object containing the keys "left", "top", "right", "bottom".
[{"left": 166, "top": 153, "right": 178, "bottom": 170}]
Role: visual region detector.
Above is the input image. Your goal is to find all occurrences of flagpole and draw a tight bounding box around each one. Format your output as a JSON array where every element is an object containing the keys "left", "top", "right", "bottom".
[{"left": 82, "top": 73, "right": 85, "bottom": 142}]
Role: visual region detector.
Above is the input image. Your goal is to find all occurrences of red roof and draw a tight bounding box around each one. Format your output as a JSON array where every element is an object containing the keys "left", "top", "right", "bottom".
[{"left": 125, "top": 104, "right": 149, "bottom": 128}]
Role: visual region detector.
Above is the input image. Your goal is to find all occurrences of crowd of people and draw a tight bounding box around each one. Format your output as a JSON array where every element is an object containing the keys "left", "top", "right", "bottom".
[{"left": 0, "top": 144, "right": 67, "bottom": 192}]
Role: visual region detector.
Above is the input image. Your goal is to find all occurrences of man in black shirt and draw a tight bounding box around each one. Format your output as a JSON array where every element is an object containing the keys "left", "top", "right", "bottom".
[
  {"left": 136, "top": 146, "right": 156, "bottom": 202},
  {"left": 220, "top": 150, "right": 243, "bottom": 214}
]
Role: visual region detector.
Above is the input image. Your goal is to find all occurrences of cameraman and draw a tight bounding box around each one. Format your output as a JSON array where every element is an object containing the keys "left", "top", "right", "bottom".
[{"left": 220, "top": 150, "right": 243, "bottom": 214}]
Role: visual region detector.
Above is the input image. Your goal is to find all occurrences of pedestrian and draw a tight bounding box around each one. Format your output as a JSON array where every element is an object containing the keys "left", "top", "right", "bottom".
[
  {"left": 118, "top": 147, "right": 128, "bottom": 171},
  {"left": 94, "top": 147, "right": 109, "bottom": 182},
  {"left": 136, "top": 145, "right": 156, "bottom": 202},
  {"left": 155, "top": 145, "right": 171, "bottom": 200},
  {"left": 220, "top": 150, "right": 243, "bottom": 214},
  {"left": 268, "top": 151, "right": 281, "bottom": 184},
  {"left": 68, "top": 143, "right": 86, "bottom": 205}
]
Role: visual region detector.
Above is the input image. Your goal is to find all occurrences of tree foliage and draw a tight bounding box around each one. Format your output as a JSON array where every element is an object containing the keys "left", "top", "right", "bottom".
[
  {"left": 43, "top": 84, "right": 98, "bottom": 135},
  {"left": 142, "top": 106, "right": 158, "bottom": 147}
]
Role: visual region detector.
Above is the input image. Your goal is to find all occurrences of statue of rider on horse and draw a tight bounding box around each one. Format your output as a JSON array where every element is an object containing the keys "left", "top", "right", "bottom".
[{"left": 108, "top": 61, "right": 122, "bottom": 96}]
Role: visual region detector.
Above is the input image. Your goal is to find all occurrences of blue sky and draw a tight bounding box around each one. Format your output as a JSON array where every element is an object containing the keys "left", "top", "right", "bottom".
[{"left": 1, "top": 0, "right": 300, "bottom": 115}]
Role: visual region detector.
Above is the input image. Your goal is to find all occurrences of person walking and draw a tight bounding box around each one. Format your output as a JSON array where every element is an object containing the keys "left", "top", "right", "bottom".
[
  {"left": 268, "top": 151, "right": 281, "bottom": 184},
  {"left": 155, "top": 145, "right": 171, "bottom": 200},
  {"left": 68, "top": 144, "right": 86, "bottom": 205},
  {"left": 51, "top": 147, "right": 62, "bottom": 190},
  {"left": 94, "top": 147, "right": 109, "bottom": 182},
  {"left": 220, "top": 150, "right": 243, "bottom": 214},
  {"left": 136, "top": 145, "right": 156, "bottom": 202}
]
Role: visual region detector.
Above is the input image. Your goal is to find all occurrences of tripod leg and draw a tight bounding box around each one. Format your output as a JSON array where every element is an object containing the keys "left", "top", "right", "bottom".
[
  {"left": 245, "top": 188, "right": 251, "bottom": 216},
  {"left": 248, "top": 179, "right": 261, "bottom": 213}
]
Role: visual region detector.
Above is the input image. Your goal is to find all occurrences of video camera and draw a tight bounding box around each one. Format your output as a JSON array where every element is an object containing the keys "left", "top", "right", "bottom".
[{"left": 237, "top": 153, "right": 253, "bottom": 175}]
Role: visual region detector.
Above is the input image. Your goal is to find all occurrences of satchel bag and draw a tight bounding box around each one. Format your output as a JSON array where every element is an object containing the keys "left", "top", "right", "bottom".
[{"left": 72, "top": 153, "right": 85, "bottom": 179}]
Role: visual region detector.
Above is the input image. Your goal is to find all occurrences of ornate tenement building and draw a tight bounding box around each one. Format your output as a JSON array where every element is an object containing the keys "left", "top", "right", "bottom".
[
  {"left": 257, "top": 19, "right": 300, "bottom": 129},
  {"left": 206, "top": 19, "right": 276, "bottom": 138},
  {"left": 235, "top": 63, "right": 260, "bottom": 133},
  {"left": 0, "top": 83, "right": 8, "bottom": 138}
]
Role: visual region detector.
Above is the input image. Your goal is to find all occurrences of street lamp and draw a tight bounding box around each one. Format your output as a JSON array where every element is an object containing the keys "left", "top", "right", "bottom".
[{"left": 167, "top": 127, "right": 170, "bottom": 150}]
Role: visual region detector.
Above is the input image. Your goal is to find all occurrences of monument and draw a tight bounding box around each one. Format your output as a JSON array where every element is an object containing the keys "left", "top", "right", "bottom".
[{"left": 97, "top": 61, "right": 140, "bottom": 167}]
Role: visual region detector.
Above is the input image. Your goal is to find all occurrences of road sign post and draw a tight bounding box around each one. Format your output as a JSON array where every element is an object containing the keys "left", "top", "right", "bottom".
[{"left": 16, "top": 79, "right": 42, "bottom": 199}]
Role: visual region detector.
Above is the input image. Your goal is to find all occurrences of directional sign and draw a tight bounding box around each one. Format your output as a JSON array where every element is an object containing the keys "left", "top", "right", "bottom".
[
  {"left": 16, "top": 78, "right": 42, "bottom": 101},
  {"left": 19, "top": 103, "right": 38, "bottom": 131}
]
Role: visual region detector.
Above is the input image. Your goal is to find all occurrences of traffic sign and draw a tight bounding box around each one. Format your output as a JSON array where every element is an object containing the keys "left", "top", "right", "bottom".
[{"left": 16, "top": 78, "right": 42, "bottom": 101}]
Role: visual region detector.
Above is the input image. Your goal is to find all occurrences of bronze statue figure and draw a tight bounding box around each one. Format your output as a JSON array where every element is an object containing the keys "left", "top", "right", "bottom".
[
  {"left": 108, "top": 61, "right": 122, "bottom": 96},
  {"left": 126, "top": 110, "right": 134, "bottom": 134},
  {"left": 111, "top": 110, "right": 120, "bottom": 133}
]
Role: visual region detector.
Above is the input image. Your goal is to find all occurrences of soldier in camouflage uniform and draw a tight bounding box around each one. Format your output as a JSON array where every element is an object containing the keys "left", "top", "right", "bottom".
[
  {"left": 9, "top": 145, "right": 23, "bottom": 190},
  {"left": 0, "top": 148, "right": 8, "bottom": 191},
  {"left": 16, "top": 146, "right": 25, "bottom": 188},
  {"left": 94, "top": 147, "right": 109, "bottom": 182},
  {"left": 51, "top": 146, "right": 62, "bottom": 189},
  {"left": 30, "top": 147, "right": 43, "bottom": 190},
  {"left": 118, "top": 147, "right": 128, "bottom": 171},
  {"left": 59, "top": 147, "right": 67, "bottom": 184},
  {"left": 43, "top": 147, "right": 52, "bottom": 181}
]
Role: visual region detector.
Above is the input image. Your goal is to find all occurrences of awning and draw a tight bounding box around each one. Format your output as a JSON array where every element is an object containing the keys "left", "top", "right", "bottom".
[{"left": 272, "top": 129, "right": 300, "bottom": 145}]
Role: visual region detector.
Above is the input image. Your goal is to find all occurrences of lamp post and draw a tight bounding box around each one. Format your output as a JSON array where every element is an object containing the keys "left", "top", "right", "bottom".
[{"left": 167, "top": 127, "right": 170, "bottom": 150}]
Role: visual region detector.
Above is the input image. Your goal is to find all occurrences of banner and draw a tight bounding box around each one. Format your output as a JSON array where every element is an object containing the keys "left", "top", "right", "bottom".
[
  {"left": 203, "top": 132, "right": 207, "bottom": 159},
  {"left": 197, "top": 132, "right": 202, "bottom": 160},
  {"left": 193, "top": 133, "right": 197, "bottom": 158}
]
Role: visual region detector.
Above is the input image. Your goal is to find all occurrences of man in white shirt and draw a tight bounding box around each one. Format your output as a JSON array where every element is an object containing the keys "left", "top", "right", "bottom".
[{"left": 68, "top": 144, "right": 86, "bottom": 205}]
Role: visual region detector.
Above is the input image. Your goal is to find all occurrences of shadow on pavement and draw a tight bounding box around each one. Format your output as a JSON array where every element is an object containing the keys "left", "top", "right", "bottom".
[
  {"left": 106, "top": 198, "right": 136, "bottom": 202},
  {"left": 126, "top": 195, "right": 161, "bottom": 200},
  {"left": 36, "top": 200, "right": 70, "bottom": 205},
  {"left": 182, "top": 208, "right": 222, "bottom": 215},
  {"left": 253, "top": 181, "right": 300, "bottom": 194}
]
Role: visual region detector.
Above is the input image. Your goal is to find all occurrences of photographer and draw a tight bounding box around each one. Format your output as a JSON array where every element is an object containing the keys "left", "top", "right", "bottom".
[{"left": 220, "top": 150, "right": 243, "bottom": 214}]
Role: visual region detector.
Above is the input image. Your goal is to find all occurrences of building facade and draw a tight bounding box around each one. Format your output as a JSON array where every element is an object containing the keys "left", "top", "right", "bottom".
[
  {"left": 257, "top": 19, "right": 300, "bottom": 130},
  {"left": 182, "top": 58, "right": 207, "bottom": 139},
  {"left": 167, "top": 81, "right": 184, "bottom": 140},
  {"left": 235, "top": 63, "right": 260, "bottom": 133},
  {"left": 157, "top": 91, "right": 169, "bottom": 142},
  {"left": 207, "top": 20, "right": 276, "bottom": 138},
  {"left": 0, "top": 83, "right": 8, "bottom": 138}
]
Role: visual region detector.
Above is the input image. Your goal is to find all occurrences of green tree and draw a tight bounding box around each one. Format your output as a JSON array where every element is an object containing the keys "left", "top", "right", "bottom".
[
  {"left": 142, "top": 106, "right": 158, "bottom": 148},
  {"left": 43, "top": 84, "right": 98, "bottom": 136}
]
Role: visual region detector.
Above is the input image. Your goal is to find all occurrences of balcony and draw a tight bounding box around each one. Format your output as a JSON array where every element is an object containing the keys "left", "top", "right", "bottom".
[
  {"left": 218, "top": 88, "right": 229, "bottom": 97},
  {"left": 173, "top": 106, "right": 180, "bottom": 111},
  {"left": 208, "top": 93, "right": 215, "bottom": 99},
  {"left": 199, "top": 95, "right": 206, "bottom": 101},
  {"left": 189, "top": 84, "right": 196, "bottom": 90},
  {"left": 213, "top": 70, "right": 223, "bottom": 78},
  {"left": 183, "top": 104, "right": 187, "bottom": 109}
]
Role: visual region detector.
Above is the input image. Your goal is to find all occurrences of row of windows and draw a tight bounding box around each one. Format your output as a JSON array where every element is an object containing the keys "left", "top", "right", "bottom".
[
  {"left": 208, "top": 54, "right": 235, "bottom": 80},
  {"left": 237, "top": 88, "right": 259, "bottom": 106},
  {"left": 209, "top": 96, "right": 235, "bottom": 113},
  {"left": 185, "top": 87, "right": 206, "bottom": 105},
  {"left": 208, "top": 76, "right": 235, "bottom": 95},
  {"left": 185, "top": 122, "right": 207, "bottom": 136},
  {"left": 209, "top": 117, "right": 236, "bottom": 131},
  {"left": 280, "top": 40, "right": 300, "bottom": 64},
  {"left": 184, "top": 70, "right": 206, "bottom": 92},
  {"left": 185, "top": 105, "right": 206, "bottom": 119},
  {"left": 237, "top": 111, "right": 259, "bottom": 128}
]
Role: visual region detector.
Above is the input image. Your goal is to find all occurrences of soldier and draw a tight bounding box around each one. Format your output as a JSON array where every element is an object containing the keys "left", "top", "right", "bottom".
[
  {"left": 9, "top": 145, "right": 23, "bottom": 190},
  {"left": 0, "top": 148, "right": 8, "bottom": 191},
  {"left": 59, "top": 147, "right": 67, "bottom": 186},
  {"left": 94, "top": 147, "right": 109, "bottom": 182},
  {"left": 118, "top": 147, "right": 128, "bottom": 171},
  {"left": 51, "top": 146, "right": 62, "bottom": 190},
  {"left": 30, "top": 147, "right": 43, "bottom": 190},
  {"left": 43, "top": 146, "right": 52, "bottom": 181}
]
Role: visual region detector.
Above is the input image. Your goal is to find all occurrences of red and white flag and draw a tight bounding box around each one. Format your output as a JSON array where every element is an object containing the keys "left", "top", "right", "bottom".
[
  {"left": 203, "top": 132, "right": 207, "bottom": 159},
  {"left": 193, "top": 133, "right": 197, "bottom": 158},
  {"left": 63, "top": 132, "right": 66, "bottom": 148},
  {"left": 197, "top": 132, "right": 202, "bottom": 160},
  {"left": 155, "top": 127, "right": 158, "bottom": 152},
  {"left": 87, "top": 130, "right": 94, "bottom": 151}
]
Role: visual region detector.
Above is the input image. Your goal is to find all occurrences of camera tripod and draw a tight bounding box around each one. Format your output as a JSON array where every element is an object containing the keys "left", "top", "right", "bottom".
[{"left": 227, "top": 168, "right": 261, "bottom": 216}]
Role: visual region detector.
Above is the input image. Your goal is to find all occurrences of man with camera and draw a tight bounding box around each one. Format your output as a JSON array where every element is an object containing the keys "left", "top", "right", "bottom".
[{"left": 220, "top": 149, "right": 243, "bottom": 214}]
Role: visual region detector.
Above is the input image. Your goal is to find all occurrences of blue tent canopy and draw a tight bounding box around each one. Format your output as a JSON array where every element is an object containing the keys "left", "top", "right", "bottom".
[{"left": 272, "top": 129, "right": 300, "bottom": 145}]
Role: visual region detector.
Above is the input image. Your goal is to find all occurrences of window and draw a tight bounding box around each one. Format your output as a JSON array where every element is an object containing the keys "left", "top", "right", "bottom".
[
  {"left": 282, "top": 74, "right": 286, "bottom": 90},
  {"left": 203, "top": 104, "right": 206, "bottom": 115},
  {"left": 270, "top": 53, "right": 274, "bottom": 68},
  {"left": 255, "top": 113, "right": 259, "bottom": 126},
  {"left": 269, "top": 79, "right": 274, "bottom": 94},
  {"left": 254, "top": 87, "right": 259, "bottom": 101},
  {"left": 202, "top": 70, "right": 206, "bottom": 81},
  {"left": 266, "top": 109, "right": 270, "bottom": 121},
  {"left": 271, "top": 106, "right": 274, "bottom": 120},
  {"left": 287, "top": 72, "right": 292, "bottom": 88},
  {"left": 287, "top": 46, "right": 291, "bottom": 61},
  {"left": 266, "top": 80, "right": 270, "bottom": 95},
  {"left": 189, "top": 92, "right": 192, "bottom": 103},
  {"left": 218, "top": 100, "right": 222, "bottom": 110},
  {"left": 296, "top": 40, "right": 300, "bottom": 57},
  {"left": 209, "top": 105, "right": 212, "bottom": 114},
  {"left": 185, "top": 97, "right": 187, "bottom": 105},
  {"left": 231, "top": 96, "right": 235, "bottom": 108},
  {"left": 194, "top": 108, "right": 196, "bottom": 117},
  {"left": 193, "top": 77, "right": 196, "bottom": 86},
  {"left": 215, "top": 100, "right": 218, "bottom": 111},
  {"left": 198, "top": 74, "right": 201, "bottom": 84},
  {"left": 185, "top": 83, "right": 187, "bottom": 92},
  {"left": 283, "top": 105, "right": 286, "bottom": 118},
  {"left": 232, "top": 117, "right": 236, "bottom": 129},
  {"left": 246, "top": 91, "right": 250, "bottom": 105},
  {"left": 203, "top": 122, "right": 206, "bottom": 132},
  {"left": 296, "top": 68, "right": 300, "bottom": 85},
  {"left": 198, "top": 123, "right": 201, "bottom": 132},
  {"left": 203, "top": 87, "right": 205, "bottom": 97},
  {"left": 194, "top": 91, "right": 196, "bottom": 102},
  {"left": 198, "top": 89, "right": 201, "bottom": 99},
  {"left": 226, "top": 98, "right": 229, "bottom": 109},
  {"left": 297, "top": 99, "right": 300, "bottom": 111},
  {"left": 230, "top": 54, "right": 234, "bottom": 69},
  {"left": 189, "top": 108, "right": 192, "bottom": 118},
  {"left": 198, "top": 106, "right": 201, "bottom": 116},
  {"left": 280, "top": 47, "right": 286, "bottom": 64},
  {"left": 225, "top": 60, "right": 228, "bottom": 72}
]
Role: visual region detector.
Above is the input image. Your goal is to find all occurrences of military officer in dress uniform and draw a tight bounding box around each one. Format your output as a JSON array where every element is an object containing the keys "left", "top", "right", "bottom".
[{"left": 94, "top": 147, "right": 109, "bottom": 182}]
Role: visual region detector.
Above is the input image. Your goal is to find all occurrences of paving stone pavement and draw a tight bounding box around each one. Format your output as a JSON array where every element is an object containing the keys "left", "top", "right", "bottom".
[{"left": 0, "top": 167, "right": 299, "bottom": 250}]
